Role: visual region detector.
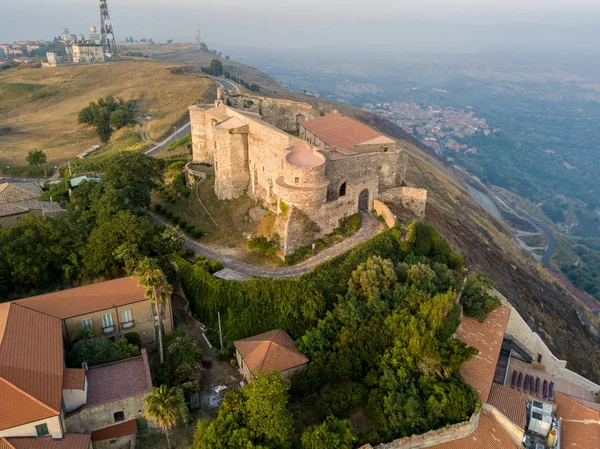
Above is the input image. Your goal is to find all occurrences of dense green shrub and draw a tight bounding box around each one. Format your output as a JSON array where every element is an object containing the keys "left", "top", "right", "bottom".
[
  {"left": 190, "top": 228, "right": 203, "bottom": 239},
  {"left": 155, "top": 204, "right": 163, "bottom": 212},
  {"left": 177, "top": 257, "right": 325, "bottom": 343},
  {"left": 248, "top": 236, "right": 278, "bottom": 256},
  {"left": 285, "top": 246, "right": 315, "bottom": 265},
  {"left": 338, "top": 213, "right": 362, "bottom": 236},
  {"left": 460, "top": 273, "right": 501, "bottom": 322},
  {"left": 195, "top": 256, "right": 223, "bottom": 274},
  {"left": 172, "top": 172, "right": 192, "bottom": 197},
  {"left": 314, "top": 384, "right": 366, "bottom": 419},
  {"left": 124, "top": 331, "right": 142, "bottom": 349}
]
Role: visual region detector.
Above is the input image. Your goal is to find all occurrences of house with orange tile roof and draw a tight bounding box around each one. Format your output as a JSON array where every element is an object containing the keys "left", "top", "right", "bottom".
[
  {"left": 555, "top": 392, "right": 600, "bottom": 449},
  {"left": 0, "top": 277, "right": 172, "bottom": 447},
  {"left": 189, "top": 94, "right": 427, "bottom": 258},
  {"left": 14, "top": 277, "right": 174, "bottom": 347},
  {"left": 234, "top": 329, "right": 309, "bottom": 382}
]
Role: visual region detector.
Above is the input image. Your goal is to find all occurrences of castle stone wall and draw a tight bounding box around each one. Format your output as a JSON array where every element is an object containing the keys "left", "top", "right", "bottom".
[
  {"left": 223, "top": 93, "right": 318, "bottom": 133},
  {"left": 379, "top": 187, "right": 428, "bottom": 219},
  {"left": 213, "top": 126, "right": 250, "bottom": 200},
  {"left": 326, "top": 151, "right": 403, "bottom": 201},
  {"left": 373, "top": 199, "right": 397, "bottom": 228}
]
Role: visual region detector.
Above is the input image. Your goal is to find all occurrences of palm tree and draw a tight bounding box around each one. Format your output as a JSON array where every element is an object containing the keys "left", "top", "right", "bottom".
[
  {"left": 144, "top": 385, "right": 188, "bottom": 449},
  {"left": 134, "top": 257, "right": 173, "bottom": 363}
]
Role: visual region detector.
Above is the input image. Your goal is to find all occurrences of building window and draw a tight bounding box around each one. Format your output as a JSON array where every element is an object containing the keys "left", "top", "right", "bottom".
[
  {"left": 339, "top": 182, "right": 347, "bottom": 197},
  {"left": 121, "top": 309, "right": 133, "bottom": 328},
  {"left": 81, "top": 318, "right": 93, "bottom": 329},
  {"left": 113, "top": 411, "right": 125, "bottom": 423},
  {"left": 102, "top": 313, "right": 114, "bottom": 331},
  {"left": 295, "top": 177, "right": 299, "bottom": 184},
  {"left": 35, "top": 423, "right": 49, "bottom": 436}
]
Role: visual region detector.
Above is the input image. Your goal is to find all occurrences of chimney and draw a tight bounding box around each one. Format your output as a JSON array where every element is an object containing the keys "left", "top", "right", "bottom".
[{"left": 81, "top": 361, "right": 88, "bottom": 371}]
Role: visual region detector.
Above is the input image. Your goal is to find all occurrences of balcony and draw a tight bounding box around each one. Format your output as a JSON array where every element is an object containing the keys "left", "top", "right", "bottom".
[
  {"left": 102, "top": 325, "right": 115, "bottom": 334},
  {"left": 121, "top": 320, "right": 134, "bottom": 329}
]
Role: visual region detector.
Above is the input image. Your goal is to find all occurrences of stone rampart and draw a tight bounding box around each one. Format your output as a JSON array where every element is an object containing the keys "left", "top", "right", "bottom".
[
  {"left": 505, "top": 304, "right": 600, "bottom": 394},
  {"left": 373, "top": 199, "right": 397, "bottom": 228},
  {"left": 361, "top": 409, "right": 481, "bottom": 449},
  {"left": 379, "top": 187, "right": 427, "bottom": 219},
  {"left": 223, "top": 93, "right": 318, "bottom": 133}
]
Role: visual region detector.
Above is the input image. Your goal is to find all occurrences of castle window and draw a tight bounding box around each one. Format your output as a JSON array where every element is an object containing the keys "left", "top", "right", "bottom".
[
  {"left": 295, "top": 177, "right": 299, "bottom": 184},
  {"left": 339, "top": 182, "right": 347, "bottom": 197},
  {"left": 384, "top": 146, "right": 389, "bottom": 152},
  {"left": 214, "top": 141, "right": 217, "bottom": 150}
]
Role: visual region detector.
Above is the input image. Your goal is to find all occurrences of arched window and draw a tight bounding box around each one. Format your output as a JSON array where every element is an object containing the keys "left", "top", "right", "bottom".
[{"left": 339, "top": 182, "right": 347, "bottom": 197}]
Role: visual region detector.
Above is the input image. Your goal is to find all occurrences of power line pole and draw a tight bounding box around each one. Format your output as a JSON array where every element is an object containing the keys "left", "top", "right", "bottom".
[{"left": 217, "top": 311, "right": 223, "bottom": 350}]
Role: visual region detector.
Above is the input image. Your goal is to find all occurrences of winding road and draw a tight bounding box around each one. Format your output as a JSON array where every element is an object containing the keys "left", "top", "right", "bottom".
[{"left": 152, "top": 212, "right": 382, "bottom": 278}]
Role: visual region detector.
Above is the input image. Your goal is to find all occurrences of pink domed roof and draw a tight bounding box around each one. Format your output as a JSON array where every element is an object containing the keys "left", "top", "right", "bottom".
[{"left": 286, "top": 145, "right": 325, "bottom": 168}]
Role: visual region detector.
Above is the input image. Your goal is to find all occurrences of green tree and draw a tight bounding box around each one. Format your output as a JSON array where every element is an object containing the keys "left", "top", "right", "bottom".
[
  {"left": 348, "top": 255, "right": 397, "bottom": 299},
  {"left": 301, "top": 416, "right": 357, "bottom": 449},
  {"left": 26, "top": 149, "right": 47, "bottom": 166},
  {"left": 243, "top": 373, "right": 294, "bottom": 447},
  {"left": 210, "top": 59, "right": 223, "bottom": 76},
  {"left": 77, "top": 105, "right": 94, "bottom": 124},
  {"left": 114, "top": 337, "right": 141, "bottom": 358},
  {"left": 82, "top": 210, "right": 157, "bottom": 277},
  {"left": 110, "top": 109, "right": 126, "bottom": 129},
  {"left": 144, "top": 385, "right": 189, "bottom": 449},
  {"left": 102, "top": 152, "right": 163, "bottom": 209},
  {"left": 71, "top": 337, "right": 123, "bottom": 367},
  {"left": 134, "top": 257, "right": 173, "bottom": 363},
  {"left": 460, "top": 273, "right": 501, "bottom": 322},
  {"left": 0, "top": 215, "right": 78, "bottom": 295}
]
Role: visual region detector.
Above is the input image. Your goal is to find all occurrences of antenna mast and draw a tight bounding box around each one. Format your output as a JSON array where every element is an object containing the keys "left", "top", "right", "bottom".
[
  {"left": 196, "top": 22, "right": 202, "bottom": 50},
  {"left": 99, "top": 0, "right": 118, "bottom": 59}
]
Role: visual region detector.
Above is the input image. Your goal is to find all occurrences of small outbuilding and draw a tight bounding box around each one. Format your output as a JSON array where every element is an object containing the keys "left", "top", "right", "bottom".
[{"left": 233, "top": 329, "right": 309, "bottom": 382}]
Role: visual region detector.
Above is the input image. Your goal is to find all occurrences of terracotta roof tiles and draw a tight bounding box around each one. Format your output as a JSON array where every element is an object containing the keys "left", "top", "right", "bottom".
[
  {"left": 63, "top": 368, "right": 86, "bottom": 390},
  {"left": 91, "top": 420, "right": 136, "bottom": 442},
  {"left": 456, "top": 306, "right": 511, "bottom": 402},
  {"left": 300, "top": 112, "right": 393, "bottom": 152},
  {"left": 0, "top": 303, "right": 63, "bottom": 430},
  {"left": 0, "top": 182, "right": 41, "bottom": 204},
  {"left": 0, "top": 434, "right": 92, "bottom": 449},
  {"left": 15, "top": 277, "right": 147, "bottom": 319},
  {"left": 487, "top": 384, "right": 527, "bottom": 429},
  {"left": 555, "top": 392, "right": 600, "bottom": 449},
  {"left": 234, "top": 330, "right": 308, "bottom": 376}
]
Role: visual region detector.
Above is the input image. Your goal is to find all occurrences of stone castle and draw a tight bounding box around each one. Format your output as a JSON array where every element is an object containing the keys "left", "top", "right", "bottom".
[{"left": 189, "top": 89, "right": 427, "bottom": 256}]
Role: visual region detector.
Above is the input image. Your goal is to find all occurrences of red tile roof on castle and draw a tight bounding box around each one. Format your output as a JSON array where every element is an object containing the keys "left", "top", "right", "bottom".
[
  {"left": 427, "top": 410, "right": 519, "bottom": 449},
  {"left": 487, "top": 384, "right": 527, "bottom": 429},
  {"left": 14, "top": 277, "right": 147, "bottom": 319},
  {"left": 300, "top": 112, "right": 393, "bottom": 152},
  {"left": 91, "top": 420, "right": 136, "bottom": 442},
  {"left": 0, "top": 302, "right": 63, "bottom": 431},
  {"left": 455, "top": 306, "right": 511, "bottom": 402},
  {"left": 234, "top": 330, "right": 308, "bottom": 376},
  {"left": 555, "top": 392, "right": 600, "bottom": 449},
  {"left": 0, "top": 434, "right": 91, "bottom": 449}
]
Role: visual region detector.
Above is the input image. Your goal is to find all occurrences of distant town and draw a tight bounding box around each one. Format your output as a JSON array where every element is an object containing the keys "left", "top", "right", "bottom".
[{"left": 363, "top": 101, "right": 499, "bottom": 154}]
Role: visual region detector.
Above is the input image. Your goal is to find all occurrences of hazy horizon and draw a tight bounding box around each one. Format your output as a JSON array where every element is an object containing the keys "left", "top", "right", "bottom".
[{"left": 3, "top": 0, "right": 600, "bottom": 54}]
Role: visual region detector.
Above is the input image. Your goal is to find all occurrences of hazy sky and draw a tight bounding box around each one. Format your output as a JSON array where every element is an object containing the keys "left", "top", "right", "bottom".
[{"left": 3, "top": 0, "right": 600, "bottom": 52}]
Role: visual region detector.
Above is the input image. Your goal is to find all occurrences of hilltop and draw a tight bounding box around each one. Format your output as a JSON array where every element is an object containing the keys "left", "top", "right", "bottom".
[
  {"left": 154, "top": 52, "right": 600, "bottom": 382},
  {"left": 0, "top": 59, "right": 214, "bottom": 166}
]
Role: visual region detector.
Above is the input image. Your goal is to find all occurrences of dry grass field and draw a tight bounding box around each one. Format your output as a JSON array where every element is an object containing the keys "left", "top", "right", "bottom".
[{"left": 0, "top": 60, "right": 214, "bottom": 166}]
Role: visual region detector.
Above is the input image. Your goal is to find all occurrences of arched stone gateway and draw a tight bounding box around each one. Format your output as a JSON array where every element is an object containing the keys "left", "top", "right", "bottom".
[
  {"left": 339, "top": 182, "right": 347, "bottom": 197},
  {"left": 358, "top": 189, "right": 369, "bottom": 212}
]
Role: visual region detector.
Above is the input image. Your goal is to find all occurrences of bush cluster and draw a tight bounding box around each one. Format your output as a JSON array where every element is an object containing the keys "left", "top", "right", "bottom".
[
  {"left": 154, "top": 204, "right": 203, "bottom": 239},
  {"left": 248, "top": 236, "right": 278, "bottom": 256},
  {"left": 314, "top": 384, "right": 366, "bottom": 419}
]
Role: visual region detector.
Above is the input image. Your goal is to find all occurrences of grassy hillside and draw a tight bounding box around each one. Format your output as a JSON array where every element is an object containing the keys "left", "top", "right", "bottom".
[{"left": 0, "top": 60, "right": 214, "bottom": 166}]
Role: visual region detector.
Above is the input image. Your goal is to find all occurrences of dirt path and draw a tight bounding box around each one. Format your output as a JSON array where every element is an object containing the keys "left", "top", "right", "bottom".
[
  {"left": 152, "top": 212, "right": 383, "bottom": 278},
  {"left": 171, "top": 294, "right": 242, "bottom": 416}
]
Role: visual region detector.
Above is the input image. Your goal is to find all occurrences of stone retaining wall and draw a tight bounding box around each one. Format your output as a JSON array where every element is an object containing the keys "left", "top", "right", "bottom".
[
  {"left": 379, "top": 187, "right": 428, "bottom": 219},
  {"left": 360, "top": 409, "right": 480, "bottom": 449},
  {"left": 373, "top": 199, "right": 397, "bottom": 228}
]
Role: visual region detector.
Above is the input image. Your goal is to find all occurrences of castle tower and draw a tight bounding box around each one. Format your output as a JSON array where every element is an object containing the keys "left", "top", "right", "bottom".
[{"left": 212, "top": 118, "right": 251, "bottom": 200}]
